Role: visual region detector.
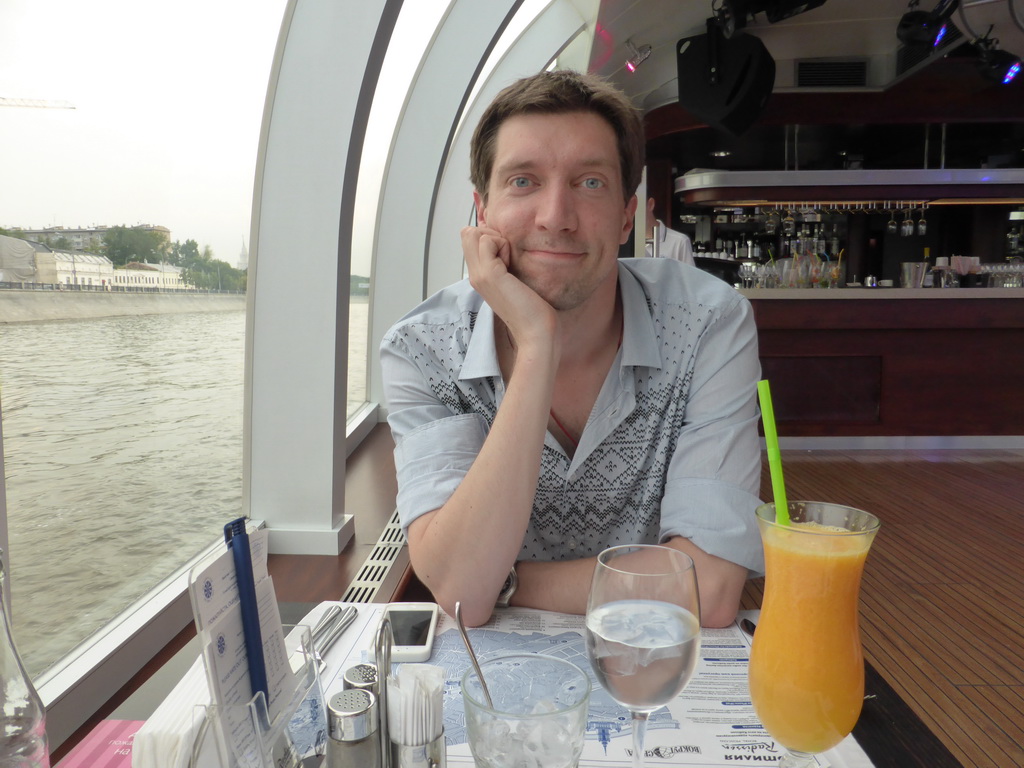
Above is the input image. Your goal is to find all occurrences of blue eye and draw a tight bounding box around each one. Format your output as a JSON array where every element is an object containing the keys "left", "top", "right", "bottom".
[
  {"left": 511, "top": 177, "right": 532, "bottom": 188},
  {"left": 581, "top": 178, "right": 603, "bottom": 189}
]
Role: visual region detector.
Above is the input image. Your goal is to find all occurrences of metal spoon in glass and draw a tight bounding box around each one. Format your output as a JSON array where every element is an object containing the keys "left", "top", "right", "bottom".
[{"left": 455, "top": 601, "right": 493, "bottom": 708}]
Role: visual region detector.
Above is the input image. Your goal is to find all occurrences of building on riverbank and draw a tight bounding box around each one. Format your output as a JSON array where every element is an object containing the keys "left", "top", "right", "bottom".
[
  {"left": 113, "top": 261, "right": 187, "bottom": 291},
  {"left": 1, "top": 235, "right": 189, "bottom": 291},
  {"left": 39, "top": 249, "right": 114, "bottom": 287}
]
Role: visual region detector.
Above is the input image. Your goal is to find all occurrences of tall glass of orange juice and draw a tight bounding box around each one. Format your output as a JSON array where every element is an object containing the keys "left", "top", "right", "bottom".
[{"left": 748, "top": 501, "right": 880, "bottom": 767}]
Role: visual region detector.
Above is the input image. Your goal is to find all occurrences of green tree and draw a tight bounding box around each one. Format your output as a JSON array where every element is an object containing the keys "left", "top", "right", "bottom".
[
  {"left": 179, "top": 241, "right": 212, "bottom": 289},
  {"left": 168, "top": 239, "right": 201, "bottom": 266},
  {"left": 102, "top": 226, "right": 168, "bottom": 266},
  {"left": 174, "top": 244, "right": 244, "bottom": 291}
]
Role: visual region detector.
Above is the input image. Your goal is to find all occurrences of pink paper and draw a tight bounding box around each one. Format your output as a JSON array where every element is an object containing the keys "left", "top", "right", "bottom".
[{"left": 57, "top": 720, "right": 144, "bottom": 768}]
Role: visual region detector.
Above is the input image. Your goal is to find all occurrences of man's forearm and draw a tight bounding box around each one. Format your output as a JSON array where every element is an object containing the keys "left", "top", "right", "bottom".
[
  {"left": 511, "top": 557, "right": 599, "bottom": 615},
  {"left": 509, "top": 537, "right": 746, "bottom": 628},
  {"left": 663, "top": 537, "right": 747, "bottom": 627},
  {"left": 407, "top": 344, "right": 556, "bottom": 626}
]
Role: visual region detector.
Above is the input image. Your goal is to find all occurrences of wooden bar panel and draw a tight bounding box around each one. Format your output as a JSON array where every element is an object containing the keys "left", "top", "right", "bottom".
[
  {"left": 751, "top": 296, "right": 1024, "bottom": 436},
  {"left": 761, "top": 355, "right": 881, "bottom": 424}
]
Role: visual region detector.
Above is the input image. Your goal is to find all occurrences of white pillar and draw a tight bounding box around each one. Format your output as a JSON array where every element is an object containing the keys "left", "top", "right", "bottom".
[{"left": 245, "top": 0, "right": 401, "bottom": 554}]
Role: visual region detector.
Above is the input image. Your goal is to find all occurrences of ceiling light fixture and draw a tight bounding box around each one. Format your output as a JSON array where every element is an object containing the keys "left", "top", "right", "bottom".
[
  {"left": 677, "top": 18, "right": 776, "bottom": 136},
  {"left": 952, "top": 2, "right": 1022, "bottom": 84},
  {"left": 976, "top": 39, "right": 1022, "bottom": 84},
  {"left": 625, "top": 39, "right": 652, "bottom": 73},
  {"left": 896, "top": 0, "right": 959, "bottom": 48}
]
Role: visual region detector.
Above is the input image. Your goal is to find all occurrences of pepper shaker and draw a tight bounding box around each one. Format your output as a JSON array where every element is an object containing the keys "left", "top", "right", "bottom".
[{"left": 343, "top": 662, "right": 378, "bottom": 695}]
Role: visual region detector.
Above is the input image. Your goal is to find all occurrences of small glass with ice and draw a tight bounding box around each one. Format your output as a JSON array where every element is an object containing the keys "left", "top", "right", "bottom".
[{"left": 462, "top": 653, "right": 591, "bottom": 768}]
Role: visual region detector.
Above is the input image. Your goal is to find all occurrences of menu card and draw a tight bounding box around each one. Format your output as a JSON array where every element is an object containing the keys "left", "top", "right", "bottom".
[{"left": 188, "top": 527, "right": 294, "bottom": 768}]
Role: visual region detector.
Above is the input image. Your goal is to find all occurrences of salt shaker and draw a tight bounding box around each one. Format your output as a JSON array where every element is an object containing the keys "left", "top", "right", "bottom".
[{"left": 327, "top": 689, "right": 381, "bottom": 768}]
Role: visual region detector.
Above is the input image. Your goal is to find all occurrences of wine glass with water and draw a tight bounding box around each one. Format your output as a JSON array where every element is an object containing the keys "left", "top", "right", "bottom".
[{"left": 585, "top": 545, "right": 701, "bottom": 768}]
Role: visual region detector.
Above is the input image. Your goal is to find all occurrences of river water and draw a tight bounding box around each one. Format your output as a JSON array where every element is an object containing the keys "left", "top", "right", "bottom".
[
  {"left": 3, "top": 299, "right": 372, "bottom": 677},
  {"left": 1, "top": 311, "right": 246, "bottom": 675},
  {"left": 3, "top": 298, "right": 371, "bottom": 676}
]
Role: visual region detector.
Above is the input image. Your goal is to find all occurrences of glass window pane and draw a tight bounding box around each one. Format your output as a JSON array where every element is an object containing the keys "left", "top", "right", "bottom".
[
  {"left": 345, "top": 1, "right": 450, "bottom": 422},
  {"left": 348, "top": 284, "right": 369, "bottom": 418},
  {"left": 0, "top": 0, "right": 286, "bottom": 677}
]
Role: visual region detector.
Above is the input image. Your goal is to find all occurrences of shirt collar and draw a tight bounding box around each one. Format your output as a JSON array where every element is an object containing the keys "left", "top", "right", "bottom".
[
  {"left": 459, "top": 298, "right": 500, "bottom": 380},
  {"left": 457, "top": 261, "right": 664, "bottom": 382},
  {"left": 618, "top": 260, "right": 662, "bottom": 369}
]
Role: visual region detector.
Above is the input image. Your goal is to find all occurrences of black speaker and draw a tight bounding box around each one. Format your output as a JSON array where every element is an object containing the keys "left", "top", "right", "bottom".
[{"left": 676, "top": 24, "right": 775, "bottom": 136}]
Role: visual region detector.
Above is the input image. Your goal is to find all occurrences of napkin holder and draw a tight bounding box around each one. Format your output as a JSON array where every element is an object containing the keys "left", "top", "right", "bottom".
[
  {"left": 188, "top": 625, "right": 326, "bottom": 768},
  {"left": 390, "top": 734, "right": 446, "bottom": 768}
]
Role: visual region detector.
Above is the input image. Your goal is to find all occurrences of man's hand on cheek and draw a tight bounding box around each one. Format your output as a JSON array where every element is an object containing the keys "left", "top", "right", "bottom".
[
  {"left": 460, "top": 225, "right": 557, "bottom": 348},
  {"left": 462, "top": 225, "right": 511, "bottom": 284}
]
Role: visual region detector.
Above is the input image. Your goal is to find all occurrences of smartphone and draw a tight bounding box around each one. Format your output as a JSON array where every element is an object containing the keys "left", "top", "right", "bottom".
[{"left": 383, "top": 602, "right": 439, "bottom": 662}]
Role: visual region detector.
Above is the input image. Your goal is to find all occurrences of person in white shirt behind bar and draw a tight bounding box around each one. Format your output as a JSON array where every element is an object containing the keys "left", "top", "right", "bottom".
[
  {"left": 380, "top": 69, "right": 763, "bottom": 628},
  {"left": 644, "top": 196, "right": 695, "bottom": 265}
]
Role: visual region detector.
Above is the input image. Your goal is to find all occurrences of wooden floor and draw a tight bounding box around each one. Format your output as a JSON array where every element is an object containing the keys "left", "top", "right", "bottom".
[{"left": 740, "top": 448, "right": 1024, "bottom": 768}]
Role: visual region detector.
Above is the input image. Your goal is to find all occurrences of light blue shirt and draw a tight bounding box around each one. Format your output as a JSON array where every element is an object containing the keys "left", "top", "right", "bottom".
[{"left": 380, "top": 258, "right": 765, "bottom": 575}]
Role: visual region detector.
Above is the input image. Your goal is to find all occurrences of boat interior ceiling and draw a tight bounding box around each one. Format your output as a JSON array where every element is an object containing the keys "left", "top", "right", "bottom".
[{"left": 582, "top": 0, "right": 1024, "bottom": 185}]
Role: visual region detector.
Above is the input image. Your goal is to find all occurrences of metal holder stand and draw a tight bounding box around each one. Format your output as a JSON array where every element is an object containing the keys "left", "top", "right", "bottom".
[{"left": 374, "top": 616, "right": 394, "bottom": 768}]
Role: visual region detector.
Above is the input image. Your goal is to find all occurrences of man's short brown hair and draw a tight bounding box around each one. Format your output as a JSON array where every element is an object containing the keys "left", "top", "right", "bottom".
[{"left": 469, "top": 69, "right": 645, "bottom": 203}]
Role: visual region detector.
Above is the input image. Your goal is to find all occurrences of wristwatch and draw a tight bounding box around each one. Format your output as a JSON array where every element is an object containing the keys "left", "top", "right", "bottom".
[{"left": 495, "top": 565, "right": 518, "bottom": 609}]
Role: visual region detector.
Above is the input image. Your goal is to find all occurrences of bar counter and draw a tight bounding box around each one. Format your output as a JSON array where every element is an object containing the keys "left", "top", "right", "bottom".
[
  {"left": 740, "top": 287, "right": 1024, "bottom": 438},
  {"left": 742, "top": 287, "right": 1024, "bottom": 300}
]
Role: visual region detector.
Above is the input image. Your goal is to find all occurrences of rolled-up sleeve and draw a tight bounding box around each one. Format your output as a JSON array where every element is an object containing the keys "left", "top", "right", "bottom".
[
  {"left": 658, "top": 295, "right": 765, "bottom": 575},
  {"left": 392, "top": 414, "right": 488, "bottom": 531},
  {"left": 380, "top": 326, "right": 490, "bottom": 532}
]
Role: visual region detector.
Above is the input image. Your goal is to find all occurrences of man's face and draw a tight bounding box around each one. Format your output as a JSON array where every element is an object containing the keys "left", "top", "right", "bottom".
[{"left": 474, "top": 111, "right": 637, "bottom": 312}]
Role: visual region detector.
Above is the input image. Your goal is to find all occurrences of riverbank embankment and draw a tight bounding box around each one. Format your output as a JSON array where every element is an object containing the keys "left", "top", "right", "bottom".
[{"left": 0, "top": 289, "right": 246, "bottom": 323}]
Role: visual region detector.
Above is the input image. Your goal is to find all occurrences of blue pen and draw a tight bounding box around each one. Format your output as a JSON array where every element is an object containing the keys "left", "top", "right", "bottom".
[{"left": 224, "top": 517, "right": 269, "bottom": 704}]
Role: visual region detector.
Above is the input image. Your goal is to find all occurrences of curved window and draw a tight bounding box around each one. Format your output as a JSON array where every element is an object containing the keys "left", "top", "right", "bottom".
[{"left": 0, "top": 0, "right": 285, "bottom": 688}]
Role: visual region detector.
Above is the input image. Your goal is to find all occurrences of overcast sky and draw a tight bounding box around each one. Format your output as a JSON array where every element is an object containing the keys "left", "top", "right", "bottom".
[{"left": 0, "top": 0, "right": 287, "bottom": 266}]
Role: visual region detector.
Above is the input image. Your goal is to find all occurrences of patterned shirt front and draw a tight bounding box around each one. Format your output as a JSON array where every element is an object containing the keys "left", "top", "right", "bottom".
[{"left": 380, "top": 258, "right": 765, "bottom": 574}]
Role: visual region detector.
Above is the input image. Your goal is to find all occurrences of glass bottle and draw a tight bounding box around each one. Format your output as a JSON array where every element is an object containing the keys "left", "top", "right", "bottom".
[{"left": 0, "top": 550, "right": 50, "bottom": 767}]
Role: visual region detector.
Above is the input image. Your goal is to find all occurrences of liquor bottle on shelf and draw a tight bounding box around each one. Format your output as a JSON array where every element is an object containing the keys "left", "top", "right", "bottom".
[{"left": 814, "top": 226, "right": 826, "bottom": 257}]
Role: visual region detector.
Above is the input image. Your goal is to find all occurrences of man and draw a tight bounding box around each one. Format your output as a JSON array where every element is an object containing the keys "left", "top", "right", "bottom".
[
  {"left": 381, "top": 70, "right": 763, "bottom": 628},
  {"left": 644, "top": 196, "right": 695, "bottom": 265}
]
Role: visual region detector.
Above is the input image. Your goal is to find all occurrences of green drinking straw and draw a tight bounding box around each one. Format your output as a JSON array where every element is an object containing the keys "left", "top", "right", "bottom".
[{"left": 757, "top": 379, "right": 790, "bottom": 525}]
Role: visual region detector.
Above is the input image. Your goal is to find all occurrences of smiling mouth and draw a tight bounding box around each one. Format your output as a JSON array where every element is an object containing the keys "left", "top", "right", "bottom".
[{"left": 522, "top": 246, "right": 585, "bottom": 259}]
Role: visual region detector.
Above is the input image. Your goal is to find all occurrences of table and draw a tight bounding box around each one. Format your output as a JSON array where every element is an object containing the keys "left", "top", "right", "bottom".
[
  {"left": 97, "top": 602, "right": 963, "bottom": 768},
  {"left": 312, "top": 604, "right": 963, "bottom": 768}
]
